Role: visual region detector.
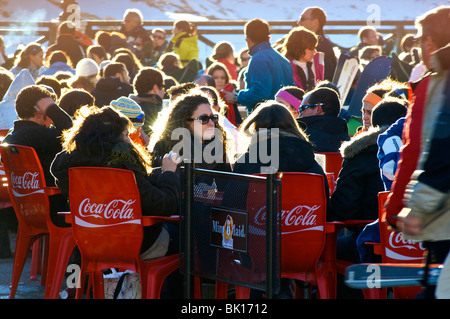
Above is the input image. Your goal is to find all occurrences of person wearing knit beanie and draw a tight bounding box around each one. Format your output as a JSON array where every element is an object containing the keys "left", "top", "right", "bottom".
[
  {"left": 110, "top": 96, "right": 145, "bottom": 129},
  {"left": 76, "top": 58, "right": 99, "bottom": 78},
  {"left": 110, "top": 96, "right": 148, "bottom": 146}
]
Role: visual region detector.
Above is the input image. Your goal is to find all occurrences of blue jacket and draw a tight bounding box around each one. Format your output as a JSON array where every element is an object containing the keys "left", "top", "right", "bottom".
[
  {"left": 377, "top": 117, "right": 405, "bottom": 191},
  {"left": 237, "top": 41, "right": 294, "bottom": 113},
  {"left": 40, "top": 62, "right": 75, "bottom": 77}
]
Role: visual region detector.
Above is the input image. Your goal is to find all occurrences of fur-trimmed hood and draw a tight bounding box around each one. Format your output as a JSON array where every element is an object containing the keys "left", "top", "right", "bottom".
[{"left": 340, "top": 125, "right": 389, "bottom": 159}]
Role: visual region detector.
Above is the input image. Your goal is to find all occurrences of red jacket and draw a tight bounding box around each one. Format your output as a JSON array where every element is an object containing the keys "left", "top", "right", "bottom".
[
  {"left": 384, "top": 74, "right": 431, "bottom": 228},
  {"left": 218, "top": 58, "right": 238, "bottom": 81}
]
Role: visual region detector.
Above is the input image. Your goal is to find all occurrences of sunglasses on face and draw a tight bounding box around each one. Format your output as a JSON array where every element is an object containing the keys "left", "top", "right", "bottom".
[
  {"left": 299, "top": 103, "right": 324, "bottom": 115},
  {"left": 187, "top": 114, "right": 219, "bottom": 125},
  {"left": 152, "top": 35, "right": 165, "bottom": 40}
]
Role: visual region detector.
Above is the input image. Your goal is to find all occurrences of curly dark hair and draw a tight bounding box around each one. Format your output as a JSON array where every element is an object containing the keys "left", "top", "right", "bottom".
[
  {"left": 62, "top": 105, "right": 152, "bottom": 173},
  {"left": 15, "top": 85, "right": 57, "bottom": 119},
  {"left": 149, "top": 90, "right": 229, "bottom": 162}
]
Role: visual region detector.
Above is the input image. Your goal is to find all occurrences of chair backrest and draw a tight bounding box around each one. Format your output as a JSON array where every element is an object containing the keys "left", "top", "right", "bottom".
[
  {"left": 0, "top": 148, "right": 12, "bottom": 206},
  {"left": 278, "top": 172, "right": 328, "bottom": 273},
  {"left": 68, "top": 167, "right": 145, "bottom": 271},
  {"left": 315, "top": 152, "right": 343, "bottom": 194},
  {"left": 378, "top": 191, "right": 426, "bottom": 263},
  {"left": 0, "top": 144, "right": 50, "bottom": 230},
  {"left": 316, "top": 152, "right": 343, "bottom": 179},
  {"left": 0, "top": 130, "right": 10, "bottom": 203}
]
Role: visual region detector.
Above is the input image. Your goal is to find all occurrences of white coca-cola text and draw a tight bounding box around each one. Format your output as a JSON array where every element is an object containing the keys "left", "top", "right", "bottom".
[
  {"left": 388, "top": 232, "right": 426, "bottom": 251},
  {"left": 11, "top": 171, "right": 40, "bottom": 190},
  {"left": 254, "top": 205, "right": 320, "bottom": 227},
  {"left": 78, "top": 198, "right": 136, "bottom": 220}
]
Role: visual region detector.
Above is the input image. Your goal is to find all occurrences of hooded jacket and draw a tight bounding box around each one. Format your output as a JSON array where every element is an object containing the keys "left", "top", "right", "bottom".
[
  {"left": 330, "top": 126, "right": 387, "bottom": 221},
  {"left": 297, "top": 115, "right": 350, "bottom": 152}
]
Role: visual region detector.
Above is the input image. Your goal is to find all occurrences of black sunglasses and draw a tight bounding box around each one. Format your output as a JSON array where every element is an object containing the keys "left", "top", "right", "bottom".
[
  {"left": 299, "top": 103, "right": 324, "bottom": 114},
  {"left": 187, "top": 114, "right": 219, "bottom": 125}
]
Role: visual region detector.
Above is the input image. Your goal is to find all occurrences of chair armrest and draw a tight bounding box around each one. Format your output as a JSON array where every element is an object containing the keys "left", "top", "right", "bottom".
[
  {"left": 142, "top": 215, "right": 179, "bottom": 227},
  {"left": 325, "top": 221, "right": 344, "bottom": 233},
  {"left": 365, "top": 242, "right": 382, "bottom": 255},
  {"left": 342, "top": 219, "right": 376, "bottom": 227},
  {"left": 45, "top": 186, "right": 61, "bottom": 197},
  {"left": 58, "top": 211, "right": 72, "bottom": 224}
]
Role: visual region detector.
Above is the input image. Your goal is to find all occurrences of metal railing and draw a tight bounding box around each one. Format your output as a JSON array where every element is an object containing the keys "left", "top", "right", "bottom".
[{"left": 0, "top": 19, "right": 416, "bottom": 52}]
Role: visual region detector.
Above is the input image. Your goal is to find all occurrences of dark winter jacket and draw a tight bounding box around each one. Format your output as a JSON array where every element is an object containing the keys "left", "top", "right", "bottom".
[
  {"left": 50, "top": 141, "right": 180, "bottom": 251},
  {"left": 329, "top": 126, "right": 388, "bottom": 221},
  {"left": 119, "top": 25, "right": 153, "bottom": 63},
  {"left": 2, "top": 103, "right": 72, "bottom": 187},
  {"left": 129, "top": 93, "right": 163, "bottom": 135},
  {"left": 316, "top": 30, "right": 338, "bottom": 81},
  {"left": 91, "top": 77, "right": 134, "bottom": 107},
  {"left": 46, "top": 34, "right": 85, "bottom": 67},
  {"left": 233, "top": 130, "right": 329, "bottom": 198},
  {"left": 297, "top": 115, "right": 350, "bottom": 152}
]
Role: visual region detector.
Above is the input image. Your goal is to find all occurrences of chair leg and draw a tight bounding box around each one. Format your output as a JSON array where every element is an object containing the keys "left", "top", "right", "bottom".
[
  {"left": 75, "top": 271, "right": 88, "bottom": 299},
  {"left": 235, "top": 286, "right": 251, "bottom": 299},
  {"left": 92, "top": 270, "right": 105, "bottom": 299},
  {"left": 215, "top": 281, "right": 228, "bottom": 299},
  {"left": 9, "top": 231, "right": 34, "bottom": 298},
  {"left": 30, "top": 238, "right": 41, "bottom": 281},
  {"left": 44, "top": 232, "right": 76, "bottom": 299},
  {"left": 40, "top": 234, "right": 50, "bottom": 286}
]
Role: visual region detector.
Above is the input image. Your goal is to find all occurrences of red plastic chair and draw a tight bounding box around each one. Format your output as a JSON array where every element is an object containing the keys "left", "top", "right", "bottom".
[
  {"left": 0, "top": 139, "right": 12, "bottom": 210},
  {"left": 67, "top": 167, "right": 180, "bottom": 299},
  {"left": 217, "top": 172, "right": 332, "bottom": 299},
  {"left": 0, "top": 144, "right": 76, "bottom": 299},
  {"left": 376, "top": 191, "right": 427, "bottom": 299},
  {"left": 315, "top": 152, "right": 343, "bottom": 195}
]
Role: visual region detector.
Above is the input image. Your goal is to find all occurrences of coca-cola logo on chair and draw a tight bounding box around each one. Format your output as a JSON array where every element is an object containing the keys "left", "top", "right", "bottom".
[
  {"left": 10, "top": 171, "right": 44, "bottom": 197},
  {"left": 385, "top": 231, "right": 426, "bottom": 261},
  {"left": 75, "top": 198, "right": 141, "bottom": 228},
  {"left": 253, "top": 204, "right": 323, "bottom": 235}
]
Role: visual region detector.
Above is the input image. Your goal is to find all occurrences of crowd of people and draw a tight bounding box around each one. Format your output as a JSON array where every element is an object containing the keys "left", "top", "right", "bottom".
[{"left": 0, "top": 4, "right": 449, "bottom": 300}]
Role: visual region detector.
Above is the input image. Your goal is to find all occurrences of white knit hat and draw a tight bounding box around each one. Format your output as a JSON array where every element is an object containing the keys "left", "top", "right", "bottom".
[
  {"left": 110, "top": 96, "right": 145, "bottom": 129},
  {"left": 76, "top": 58, "right": 99, "bottom": 77}
]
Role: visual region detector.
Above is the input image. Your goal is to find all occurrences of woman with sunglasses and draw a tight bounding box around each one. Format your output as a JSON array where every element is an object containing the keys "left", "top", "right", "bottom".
[
  {"left": 10, "top": 43, "right": 46, "bottom": 80},
  {"left": 149, "top": 89, "right": 233, "bottom": 173}
]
